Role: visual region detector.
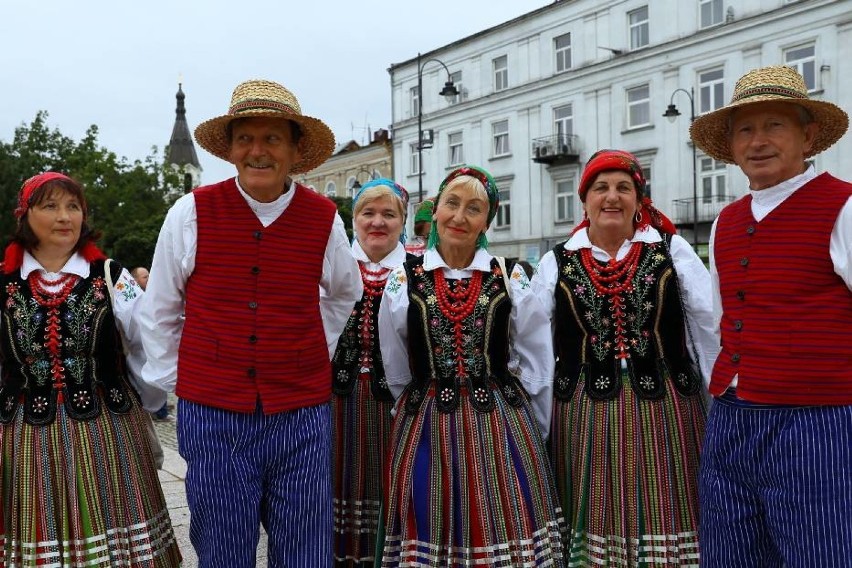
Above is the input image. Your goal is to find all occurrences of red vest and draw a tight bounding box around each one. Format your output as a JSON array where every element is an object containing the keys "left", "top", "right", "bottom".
[
  {"left": 176, "top": 179, "right": 337, "bottom": 413},
  {"left": 711, "top": 173, "right": 852, "bottom": 404}
]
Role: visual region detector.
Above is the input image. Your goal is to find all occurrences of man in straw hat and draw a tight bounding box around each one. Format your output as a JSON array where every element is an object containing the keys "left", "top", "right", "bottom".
[
  {"left": 691, "top": 65, "right": 852, "bottom": 566},
  {"left": 139, "top": 79, "right": 362, "bottom": 566}
]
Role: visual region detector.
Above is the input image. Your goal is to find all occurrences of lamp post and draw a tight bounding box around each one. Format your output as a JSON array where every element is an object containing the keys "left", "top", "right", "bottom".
[
  {"left": 663, "top": 87, "right": 699, "bottom": 248},
  {"left": 416, "top": 52, "right": 459, "bottom": 204},
  {"left": 349, "top": 167, "right": 376, "bottom": 195}
]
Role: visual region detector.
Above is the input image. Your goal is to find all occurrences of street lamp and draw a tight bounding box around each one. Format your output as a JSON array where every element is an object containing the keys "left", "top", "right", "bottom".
[
  {"left": 663, "top": 87, "right": 699, "bottom": 248},
  {"left": 416, "top": 52, "right": 459, "bottom": 203},
  {"left": 349, "top": 167, "right": 376, "bottom": 195}
]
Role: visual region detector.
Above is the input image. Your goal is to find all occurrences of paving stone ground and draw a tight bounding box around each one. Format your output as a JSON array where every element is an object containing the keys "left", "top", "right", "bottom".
[{"left": 153, "top": 394, "right": 268, "bottom": 567}]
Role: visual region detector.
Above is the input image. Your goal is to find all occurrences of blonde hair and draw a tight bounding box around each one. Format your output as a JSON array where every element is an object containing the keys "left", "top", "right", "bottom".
[
  {"left": 353, "top": 185, "right": 406, "bottom": 217},
  {"left": 437, "top": 175, "right": 489, "bottom": 205}
]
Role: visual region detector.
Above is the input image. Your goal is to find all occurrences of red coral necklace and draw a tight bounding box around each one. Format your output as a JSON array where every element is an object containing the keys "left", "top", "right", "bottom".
[
  {"left": 28, "top": 272, "right": 79, "bottom": 402},
  {"left": 358, "top": 263, "right": 390, "bottom": 371},
  {"left": 434, "top": 269, "right": 483, "bottom": 378}
]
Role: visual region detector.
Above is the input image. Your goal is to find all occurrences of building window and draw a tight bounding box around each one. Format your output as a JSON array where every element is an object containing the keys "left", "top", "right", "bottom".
[
  {"left": 641, "top": 164, "right": 652, "bottom": 198},
  {"left": 325, "top": 181, "right": 336, "bottom": 197},
  {"left": 700, "top": 0, "right": 723, "bottom": 28},
  {"left": 785, "top": 43, "right": 816, "bottom": 91},
  {"left": 555, "top": 180, "right": 575, "bottom": 223},
  {"left": 554, "top": 33, "right": 572, "bottom": 72},
  {"left": 448, "top": 132, "right": 464, "bottom": 166},
  {"left": 554, "top": 104, "right": 574, "bottom": 142},
  {"left": 700, "top": 157, "right": 726, "bottom": 203},
  {"left": 448, "top": 71, "right": 463, "bottom": 104},
  {"left": 495, "top": 189, "right": 511, "bottom": 228},
  {"left": 699, "top": 68, "right": 725, "bottom": 114},
  {"left": 627, "top": 84, "right": 650, "bottom": 128},
  {"left": 410, "top": 142, "right": 420, "bottom": 175},
  {"left": 346, "top": 176, "right": 357, "bottom": 197},
  {"left": 492, "top": 120, "right": 510, "bottom": 157},
  {"left": 410, "top": 86, "right": 419, "bottom": 117},
  {"left": 628, "top": 6, "right": 649, "bottom": 50},
  {"left": 493, "top": 55, "right": 508, "bottom": 91}
]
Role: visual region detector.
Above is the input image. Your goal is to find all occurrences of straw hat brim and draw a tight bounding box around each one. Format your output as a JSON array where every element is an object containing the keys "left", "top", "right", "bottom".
[
  {"left": 194, "top": 110, "right": 335, "bottom": 175},
  {"left": 690, "top": 97, "right": 849, "bottom": 164}
]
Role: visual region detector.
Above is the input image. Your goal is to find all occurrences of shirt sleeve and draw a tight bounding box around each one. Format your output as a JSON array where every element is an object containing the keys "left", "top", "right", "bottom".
[
  {"left": 320, "top": 213, "right": 363, "bottom": 359},
  {"left": 830, "top": 196, "right": 852, "bottom": 291},
  {"left": 378, "top": 266, "right": 411, "bottom": 401},
  {"left": 507, "top": 263, "right": 555, "bottom": 437},
  {"left": 110, "top": 266, "right": 166, "bottom": 412},
  {"left": 670, "top": 234, "right": 720, "bottom": 392},
  {"left": 138, "top": 194, "right": 197, "bottom": 393}
]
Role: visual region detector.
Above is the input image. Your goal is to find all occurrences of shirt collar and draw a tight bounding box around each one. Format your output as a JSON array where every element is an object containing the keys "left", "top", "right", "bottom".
[
  {"left": 352, "top": 240, "right": 407, "bottom": 269},
  {"left": 423, "top": 247, "right": 493, "bottom": 272},
  {"left": 749, "top": 165, "right": 816, "bottom": 208},
  {"left": 234, "top": 177, "right": 295, "bottom": 209},
  {"left": 21, "top": 251, "right": 90, "bottom": 279},
  {"left": 564, "top": 226, "right": 661, "bottom": 252}
]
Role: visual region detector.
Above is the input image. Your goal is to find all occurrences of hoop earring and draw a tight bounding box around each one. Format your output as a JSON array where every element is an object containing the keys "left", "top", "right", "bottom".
[{"left": 634, "top": 210, "right": 642, "bottom": 223}]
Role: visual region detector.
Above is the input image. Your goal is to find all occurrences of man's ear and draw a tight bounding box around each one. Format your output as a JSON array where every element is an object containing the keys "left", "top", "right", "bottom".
[{"left": 802, "top": 121, "right": 820, "bottom": 155}]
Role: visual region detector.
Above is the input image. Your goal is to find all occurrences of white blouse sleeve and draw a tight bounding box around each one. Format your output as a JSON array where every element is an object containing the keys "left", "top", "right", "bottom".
[
  {"left": 110, "top": 266, "right": 167, "bottom": 412},
  {"left": 378, "top": 266, "right": 412, "bottom": 401},
  {"left": 508, "top": 263, "right": 555, "bottom": 437},
  {"left": 669, "top": 234, "right": 720, "bottom": 391}
]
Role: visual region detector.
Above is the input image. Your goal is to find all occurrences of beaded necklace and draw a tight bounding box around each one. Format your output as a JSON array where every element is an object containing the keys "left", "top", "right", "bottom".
[
  {"left": 579, "top": 241, "right": 643, "bottom": 359},
  {"left": 357, "top": 263, "right": 390, "bottom": 372},
  {"left": 433, "top": 269, "right": 483, "bottom": 378},
  {"left": 28, "top": 272, "right": 79, "bottom": 402}
]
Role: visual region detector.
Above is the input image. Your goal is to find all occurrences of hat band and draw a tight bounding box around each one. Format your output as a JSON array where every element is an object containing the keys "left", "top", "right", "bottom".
[
  {"left": 229, "top": 99, "right": 298, "bottom": 116},
  {"left": 732, "top": 84, "right": 807, "bottom": 103}
]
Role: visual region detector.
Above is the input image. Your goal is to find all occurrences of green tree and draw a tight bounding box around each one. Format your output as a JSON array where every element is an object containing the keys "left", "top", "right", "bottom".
[
  {"left": 0, "top": 112, "right": 181, "bottom": 269},
  {"left": 330, "top": 195, "right": 353, "bottom": 241}
]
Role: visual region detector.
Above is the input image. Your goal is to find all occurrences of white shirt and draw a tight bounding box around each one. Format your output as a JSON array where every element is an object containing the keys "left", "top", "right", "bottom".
[
  {"left": 351, "top": 239, "right": 407, "bottom": 273},
  {"left": 531, "top": 227, "right": 719, "bottom": 394},
  {"left": 4, "top": 251, "right": 166, "bottom": 412},
  {"left": 709, "top": 166, "right": 852, "bottom": 389},
  {"left": 378, "top": 248, "right": 556, "bottom": 436},
  {"left": 139, "top": 177, "right": 362, "bottom": 393}
]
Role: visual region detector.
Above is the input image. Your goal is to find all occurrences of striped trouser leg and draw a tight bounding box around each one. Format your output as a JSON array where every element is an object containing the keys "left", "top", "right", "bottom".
[
  {"left": 261, "top": 403, "right": 333, "bottom": 567},
  {"left": 700, "top": 396, "right": 852, "bottom": 568}
]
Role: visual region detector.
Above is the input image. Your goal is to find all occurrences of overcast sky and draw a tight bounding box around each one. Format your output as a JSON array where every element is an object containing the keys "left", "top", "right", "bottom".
[{"left": 1, "top": 0, "right": 550, "bottom": 184}]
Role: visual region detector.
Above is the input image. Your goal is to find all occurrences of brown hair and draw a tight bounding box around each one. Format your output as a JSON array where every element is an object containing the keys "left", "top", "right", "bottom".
[{"left": 13, "top": 177, "right": 101, "bottom": 253}]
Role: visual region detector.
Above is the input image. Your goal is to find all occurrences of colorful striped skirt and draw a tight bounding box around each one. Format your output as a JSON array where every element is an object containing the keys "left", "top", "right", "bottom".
[
  {"left": 0, "top": 397, "right": 181, "bottom": 567},
  {"left": 381, "top": 385, "right": 565, "bottom": 567},
  {"left": 550, "top": 370, "right": 706, "bottom": 566},
  {"left": 332, "top": 374, "right": 393, "bottom": 564}
]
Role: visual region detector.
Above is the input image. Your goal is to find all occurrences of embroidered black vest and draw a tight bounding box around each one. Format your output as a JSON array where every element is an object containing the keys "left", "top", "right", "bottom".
[
  {"left": 332, "top": 289, "right": 393, "bottom": 402},
  {"left": 552, "top": 239, "right": 700, "bottom": 401},
  {"left": 0, "top": 260, "right": 135, "bottom": 425},
  {"left": 401, "top": 256, "right": 527, "bottom": 415}
]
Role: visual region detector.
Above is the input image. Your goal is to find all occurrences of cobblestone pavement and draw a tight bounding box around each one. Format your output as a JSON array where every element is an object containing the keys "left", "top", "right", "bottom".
[{"left": 153, "top": 394, "right": 268, "bottom": 567}]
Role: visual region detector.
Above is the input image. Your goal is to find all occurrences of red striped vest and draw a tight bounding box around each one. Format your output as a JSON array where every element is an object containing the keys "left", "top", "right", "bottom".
[
  {"left": 176, "top": 179, "right": 337, "bottom": 413},
  {"left": 710, "top": 173, "right": 852, "bottom": 404}
]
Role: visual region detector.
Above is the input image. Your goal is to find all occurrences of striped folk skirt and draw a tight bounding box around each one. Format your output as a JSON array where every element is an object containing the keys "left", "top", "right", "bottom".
[
  {"left": 551, "top": 370, "right": 706, "bottom": 567},
  {"left": 332, "top": 374, "right": 393, "bottom": 564},
  {"left": 381, "top": 385, "right": 565, "bottom": 567},
  {"left": 0, "top": 397, "right": 181, "bottom": 567}
]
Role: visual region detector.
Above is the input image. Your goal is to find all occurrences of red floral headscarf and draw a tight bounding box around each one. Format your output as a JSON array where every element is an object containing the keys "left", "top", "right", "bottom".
[{"left": 571, "top": 149, "right": 677, "bottom": 236}]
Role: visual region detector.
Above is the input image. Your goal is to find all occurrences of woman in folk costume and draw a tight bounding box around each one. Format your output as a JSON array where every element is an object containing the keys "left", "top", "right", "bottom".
[
  {"left": 378, "top": 165, "right": 565, "bottom": 566},
  {"left": 0, "top": 173, "right": 181, "bottom": 567},
  {"left": 332, "top": 178, "right": 409, "bottom": 566},
  {"left": 530, "top": 150, "right": 718, "bottom": 566}
]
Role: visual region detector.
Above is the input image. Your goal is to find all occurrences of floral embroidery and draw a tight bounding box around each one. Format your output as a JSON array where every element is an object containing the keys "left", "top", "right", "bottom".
[
  {"left": 385, "top": 269, "right": 406, "bottom": 294},
  {"left": 114, "top": 279, "right": 138, "bottom": 301}
]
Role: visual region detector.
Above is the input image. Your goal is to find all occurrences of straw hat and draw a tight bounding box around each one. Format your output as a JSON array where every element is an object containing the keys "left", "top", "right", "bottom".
[
  {"left": 194, "top": 79, "right": 335, "bottom": 174},
  {"left": 690, "top": 65, "right": 848, "bottom": 164}
]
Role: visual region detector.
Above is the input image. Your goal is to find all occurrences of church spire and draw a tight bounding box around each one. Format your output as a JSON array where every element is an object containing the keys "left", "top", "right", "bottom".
[{"left": 166, "top": 81, "right": 202, "bottom": 192}]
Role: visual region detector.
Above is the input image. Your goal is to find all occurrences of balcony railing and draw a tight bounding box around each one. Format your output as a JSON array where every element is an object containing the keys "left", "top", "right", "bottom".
[
  {"left": 671, "top": 194, "right": 736, "bottom": 225},
  {"left": 532, "top": 134, "right": 580, "bottom": 165}
]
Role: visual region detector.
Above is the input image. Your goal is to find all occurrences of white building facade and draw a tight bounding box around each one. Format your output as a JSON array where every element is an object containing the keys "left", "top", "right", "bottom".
[{"left": 388, "top": 0, "right": 851, "bottom": 262}]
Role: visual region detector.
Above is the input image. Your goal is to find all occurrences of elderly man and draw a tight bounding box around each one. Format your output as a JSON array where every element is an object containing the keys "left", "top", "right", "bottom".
[
  {"left": 691, "top": 66, "right": 851, "bottom": 567},
  {"left": 140, "top": 79, "right": 362, "bottom": 567}
]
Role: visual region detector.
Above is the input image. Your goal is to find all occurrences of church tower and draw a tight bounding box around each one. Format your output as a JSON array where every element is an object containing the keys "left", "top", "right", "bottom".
[{"left": 166, "top": 82, "right": 202, "bottom": 193}]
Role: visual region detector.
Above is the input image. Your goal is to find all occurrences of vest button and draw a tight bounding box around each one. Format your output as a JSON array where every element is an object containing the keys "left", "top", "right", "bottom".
[
  {"left": 734, "top": 320, "right": 743, "bottom": 331},
  {"left": 249, "top": 335, "right": 257, "bottom": 343},
  {"left": 740, "top": 257, "right": 749, "bottom": 267},
  {"left": 731, "top": 353, "right": 741, "bottom": 363},
  {"left": 253, "top": 230, "right": 262, "bottom": 240},
  {"left": 248, "top": 301, "right": 258, "bottom": 309},
  {"left": 251, "top": 266, "right": 260, "bottom": 274},
  {"left": 736, "top": 290, "right": 745, "bottom": 300},
  {"left": 746, "top": 225, "right": 756, "bottom": 235},
  {"left": 247, "top": 367, "right": 256, "bottom": 378}
]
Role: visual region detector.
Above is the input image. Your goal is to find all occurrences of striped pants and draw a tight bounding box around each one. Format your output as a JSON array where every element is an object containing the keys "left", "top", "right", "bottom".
[
  {"left": 177, "top": 400, "right": 333, "bottom": 567},
  {"left": 699, "top": 391, "right": 852, "bottom": 567}
]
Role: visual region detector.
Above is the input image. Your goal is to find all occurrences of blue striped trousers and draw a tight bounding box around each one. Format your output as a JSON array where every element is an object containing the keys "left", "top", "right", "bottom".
[
  {"left": 177, "top": 400, "right": 333, "bottom": 567},
  {"left": 699, "top": 391, "right": 852, "bottom": 567}
]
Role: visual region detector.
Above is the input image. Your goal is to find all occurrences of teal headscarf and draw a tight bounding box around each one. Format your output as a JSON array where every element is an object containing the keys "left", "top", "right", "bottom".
[
  {"left": 427, "top": 165, "right": 499, "bottom": 250},
  {"left": 351, "top": 178, "right": 410, "bottom": 243}
]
